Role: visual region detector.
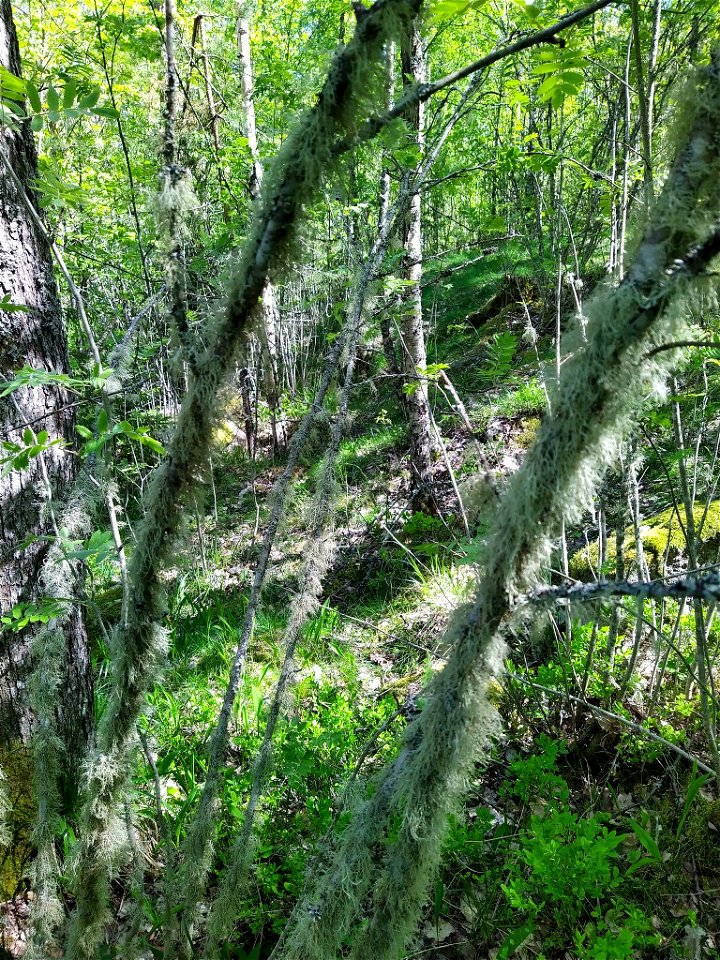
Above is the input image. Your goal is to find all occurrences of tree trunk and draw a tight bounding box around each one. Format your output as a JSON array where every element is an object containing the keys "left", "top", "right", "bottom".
[
  {"left": 237, "top": 2, "right": 286, "bottom": 451},
  {"left": 399, "top": 21, "right": 435, "bottom": 507},
  {"left": 0, "top": 0, "right": 92, "bottom": 795},
  {"left": 378, "top": 43, "right": 401, "bottom": 380}
]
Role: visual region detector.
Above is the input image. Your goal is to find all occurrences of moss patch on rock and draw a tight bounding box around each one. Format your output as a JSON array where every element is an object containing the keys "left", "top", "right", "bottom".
[{"left": 570, "top": 500, "right": 720, "bottom": 579}]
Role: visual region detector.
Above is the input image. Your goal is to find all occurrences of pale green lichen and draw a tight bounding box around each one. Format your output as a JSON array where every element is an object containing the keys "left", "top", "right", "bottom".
[{"left": 24, "top": 481, "right": 96, "bottom": 958}]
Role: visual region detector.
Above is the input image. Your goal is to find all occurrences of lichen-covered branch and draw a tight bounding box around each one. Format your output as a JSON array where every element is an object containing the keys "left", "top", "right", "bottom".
[
  {"left": 201, "top": 178, "right": 403, "bottom": 959},
  {"left": 165, "top": 316, "right": 352, "bottom": 960},
  {"left": 529, "top": 567, "right": 720, "bottom": 607},
  {"left": 63, "top": 2, "right": 423, "bottom": 956}
]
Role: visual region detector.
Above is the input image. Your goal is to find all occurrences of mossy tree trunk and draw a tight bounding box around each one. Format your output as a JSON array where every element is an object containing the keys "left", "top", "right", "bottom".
[{"left": 0, "top": 0, "right": 92, "bottom": 798}]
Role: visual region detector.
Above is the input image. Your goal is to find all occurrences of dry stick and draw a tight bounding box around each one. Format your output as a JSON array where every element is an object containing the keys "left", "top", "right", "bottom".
[
  {"left": 63, "top": 3, "right": 427, "bottom": 957},
  {"left": 508, "top": 674, "right": 716, "bottom": 777},
  {"left": 274, "top": 64, "right": 720, "bottom": 960}
]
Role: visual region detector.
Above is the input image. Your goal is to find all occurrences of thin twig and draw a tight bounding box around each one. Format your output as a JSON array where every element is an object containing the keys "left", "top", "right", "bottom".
[{"left": 508, "top": 672, "right": 716, "bottom": 777}]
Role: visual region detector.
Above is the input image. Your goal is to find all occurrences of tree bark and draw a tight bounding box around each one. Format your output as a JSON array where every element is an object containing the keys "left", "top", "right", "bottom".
[
  {"left": 237, "top": 1, "right": 286, "bottom": 451},
  {"left": 0, "top": 0, "right": 92, "bottom": 792},
  {"left": 399, "top": 20, "right": 435, "bottom": 506}
]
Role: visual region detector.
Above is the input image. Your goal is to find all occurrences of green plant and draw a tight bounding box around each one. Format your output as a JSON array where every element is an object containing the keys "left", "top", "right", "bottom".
[
  {"left": 0, "top": 427, "right": 67, "bottom": 476},
  {"left": 1, "top": 598, "right": 68, "bottom": 632},
  {"left": 499, "top": 742, "right": 660, "bottom": 957},
  {"left": 503, "top": 809, "right": 625, "bottom": 928},
  {"left": 480, "top": 331, "right": 517, "bottom": 381},
  {"left": 503, "top": 734, "right": 569, "bottom": 808}
]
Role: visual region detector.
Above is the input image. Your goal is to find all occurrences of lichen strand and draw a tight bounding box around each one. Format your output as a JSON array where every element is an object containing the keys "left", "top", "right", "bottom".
[
  {"left": 64, "top": 3, "right": 425, "bottom": 957},
  {"left": 24, "top": 482, "right": 96, "bottom": 959},
  {"left": 203, "top": 304, "right": 367, "bottom": 959},
  {"left": 275, "top": 62, "right": 720, "bottom": 960},
  {"left": 571, "top": 499, "right": 720, "bottom": 578}
]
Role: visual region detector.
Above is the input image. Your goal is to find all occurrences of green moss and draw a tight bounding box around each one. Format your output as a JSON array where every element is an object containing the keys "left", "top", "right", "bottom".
[
  {"left": 516, "top": 417, "right": 541, "bottom": 449},
  {"left": 570, "top": 499, "right": 720, "bottom": 579},
  {"left": 684, "top": 795, "right": 720, "bottom": 872},
  {"left": 0, "top": 745, "right": 36, "bottom": 898}
]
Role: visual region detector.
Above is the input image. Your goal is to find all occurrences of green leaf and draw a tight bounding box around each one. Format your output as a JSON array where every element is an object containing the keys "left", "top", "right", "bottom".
[
  {"left": 31, "top": 114, "right": 44, "bottom": 132},
  {"left": 433, "top": 0, "right": 471, "bottom": 20},
  {"left": 46, "top": 85, "right": 60, "bottom": 111},
  {"left": 5, "top": 99, "right": 26, "bottom": 119},
  {"left": 0, "top": 293, "right": 30, "bottom": 313},
  {"left": 97, "top": 409, "right": 109, "bottom": 434},
  {"left": 91, "top": 105, "right": 120, "bottom": 119},
  {"left": 78, "top": 87, "right": 101, "bottom": 110},
  {"left": 137, "top": 434, "right": 165, "bottom": 455},
  {"left": 433, "top": 877, "right": 444, "bottom": 933},
  {"left": 497, "top": 922, "right": 535, "bottom": 958},
  {"left": 0, "top": 104, "right": 20, "bottom": 130},
  {"left": 25, "top": 80, "right": 42, "bottom": 113},
  {"left": 533, "top": 62, "right": 565, "bottom": 75},
  {"left": 0, "top": 65, "right": 26, "bottom": 101},
  {"left": 625, "top": 855, "right": 658, "bottom": 877},
  {"left": 76, "top": 425, "right": 93, "bottom": 440},
  {"left": 628, "top": 818, "right": 662, "bottom": 861},
  {"left": 63, "top": 78, "right": 77, "bottom": 108},
  {"left": 676, "top": 764, "right": 712, "bottom": 840}
]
